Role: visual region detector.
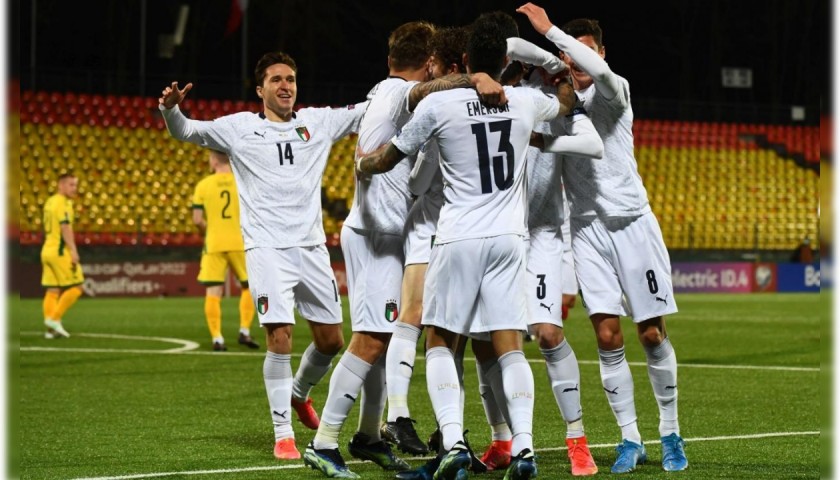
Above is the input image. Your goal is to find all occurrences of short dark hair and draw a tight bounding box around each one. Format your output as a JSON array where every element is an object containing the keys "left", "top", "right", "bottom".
[
  {"left": 480, "top": 11, "right": 519, "bottom": 39},
  {"left": 388, "top": 21, "right": 436, "bottom": 70},
  {"left": 467, "top": 13, "right": 508, "bottom": 78},
  {"left": 431, "top": 26, "right": 470, "bottom": 74},
  {"left": 561, "top": 18, "right": 603, "bottom": 48},
  {"left": 254, "top": 52, "right": 297, "bottom": 87},
  {"left": 57, "top": 172, "right": 76, "bottom": 182}
]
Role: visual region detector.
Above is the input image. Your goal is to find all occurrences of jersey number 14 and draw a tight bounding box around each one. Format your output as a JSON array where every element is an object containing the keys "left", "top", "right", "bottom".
[{"left": 471, "top": 119, "right": 514, "bottom": 194}]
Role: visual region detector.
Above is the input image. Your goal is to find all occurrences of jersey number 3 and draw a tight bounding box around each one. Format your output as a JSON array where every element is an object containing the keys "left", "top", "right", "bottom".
[{"left": 471, "top": 119, "right": 514, "bottom": 194}]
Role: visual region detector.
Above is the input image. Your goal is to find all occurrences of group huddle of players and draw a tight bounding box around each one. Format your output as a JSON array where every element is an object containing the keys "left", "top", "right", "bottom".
[{"left": 42, "top": 3, "right": 687, "bottom": 480}]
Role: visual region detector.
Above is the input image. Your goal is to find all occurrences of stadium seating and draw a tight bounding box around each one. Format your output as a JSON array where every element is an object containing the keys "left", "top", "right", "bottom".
[{"left": 19, "top": 91, "right": 819, "bottom": 251}]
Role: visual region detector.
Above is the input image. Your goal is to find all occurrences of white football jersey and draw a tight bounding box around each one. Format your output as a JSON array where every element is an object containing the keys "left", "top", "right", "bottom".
[
  {"left": 344, "top": 77, "right": 417, "bottom": 235},
  {"left": 409, "top": 138, "right": 445, "bottom": 211},
  {"left": 562, "top": 77, "right": 651, "bottom": 218},
  {"left": 393, "top": 86, "right": 560, "bottom": 244},
  {"left": 160, "top": 102, "right": 367, "bottom": 249}
]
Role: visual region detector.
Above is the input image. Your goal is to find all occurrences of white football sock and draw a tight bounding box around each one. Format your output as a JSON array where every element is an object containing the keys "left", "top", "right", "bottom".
[
  {"left": 541, "top": 339, "right": 585, "bottom": 438},
  {"left": 599, "top": 346, "right": 641, "bottom": 444},
  {"left": 644, "top": 337, "right": 680, "bottom": 437},
  {"left": 426, "top": 347, "right": 463, "bottom": 451},
  {"left": 358, "top": 354, "right": 387, "bottom": 442},
  {"left": 477, "top": 359, "right": 512, "bottom": 441},
  {"left": 499, "top": 350, "right": 535, "bottom": 456},
  {"left": 292, "top": 342, "right": 334, "bottom": 402},
  {"left": 312, "top": 352, "right": 371, "bottom": 450},
  {"left": 385, "top": 323, "right": 421, "bottom": 421},
  {"left": 264, "top": 352, "right": 294, "bottom": 440}
]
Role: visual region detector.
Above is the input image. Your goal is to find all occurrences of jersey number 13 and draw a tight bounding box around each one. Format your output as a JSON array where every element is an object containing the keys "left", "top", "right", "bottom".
[{"left": 471, "top": 119, "right": 514, "bottom": 194}]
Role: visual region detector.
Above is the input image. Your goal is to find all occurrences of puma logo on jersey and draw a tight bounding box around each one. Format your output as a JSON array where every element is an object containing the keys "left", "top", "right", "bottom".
[
  {"left": 540, "top": 302, "right": 554, "bottom": 313},
  {"left": 254, "top": 130, "right": 266, "bottom": 138},
  {"left": 655, "top": 295, "right": 668, "bottom": 305}
]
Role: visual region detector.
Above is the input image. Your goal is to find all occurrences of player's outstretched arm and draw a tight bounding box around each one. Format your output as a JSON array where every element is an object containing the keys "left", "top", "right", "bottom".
[
  {"left": 356, "top": 143, "right": 407, "bottom": 176},
  {"left": 517, "top": 2, "right": 623, "bottom": 102},
  {"left": 159, "top": 81, "right": 193, "bottom": 109},
  {"left": 407, "top": 73, "right": 506, "bottom": 111},
  {"left": 507, "top": 37, "right": 566, "bottom": 75},
  {"left": 538, "top": 115, "right": 604, "bottom": 158}
]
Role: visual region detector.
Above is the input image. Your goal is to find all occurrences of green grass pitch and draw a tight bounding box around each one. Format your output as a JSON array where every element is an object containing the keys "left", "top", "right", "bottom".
[{"left": 12, "top": 293, "right": 819, "bottom": 479}]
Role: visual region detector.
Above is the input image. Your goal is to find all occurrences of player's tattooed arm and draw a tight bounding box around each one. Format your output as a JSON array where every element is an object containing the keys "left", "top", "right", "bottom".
[
  {"left": 556, "top": 80, "right": 576, "bottom": 116},
  {"left": 408, "top": 73, "right": 506, "bottom": 111},
  {"left": 356, "top": 143, "right": 408, "bottom": 176}
]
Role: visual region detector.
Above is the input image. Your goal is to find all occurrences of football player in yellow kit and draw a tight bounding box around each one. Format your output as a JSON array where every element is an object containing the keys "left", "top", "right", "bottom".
[
  {"left": 41, "top": 173, "right": 84, "bottom": 339},
  {"left": 192, "top": 150, "right": 258, "bottom": 351}
]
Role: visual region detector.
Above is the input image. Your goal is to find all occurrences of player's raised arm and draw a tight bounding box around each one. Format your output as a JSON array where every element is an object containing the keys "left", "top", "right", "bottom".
[
  {"left": 506, "top": 37, "right": 566, "bottom": 75},
  {"left": 517, "top": 2, "right": 622, "bottom": 102},
  {"left": 157, "top": 81, "right": 235, "bottom": 153},
  {"left": 159, "top": 81, "right": 193, "bottom": 109}
]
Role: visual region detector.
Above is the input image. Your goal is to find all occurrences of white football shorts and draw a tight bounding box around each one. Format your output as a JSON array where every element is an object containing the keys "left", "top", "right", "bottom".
[
  {"left": 423, "top": 235, "right": 528, "bottom": 336},
  {"left": 246, "top": 245, "right": 342, "bottom": 326},
  {"left": 341, "top": 225, "right": 405, "bottom": 333},
  {"left": 526, "top": 228, "right": 565, "bottom": 327},
  {"left": 571, "top": 212, "right": 678, "bottom": 322},
  {"left": 403, "top": 194, "right": 441, "bottom": 266}
]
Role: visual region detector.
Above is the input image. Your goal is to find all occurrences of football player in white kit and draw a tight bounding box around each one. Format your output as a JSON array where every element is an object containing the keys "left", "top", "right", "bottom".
[
  {"left": 518, "top": 3, "right": 688, "bottom": 473},
  {"left": 357, "top": 13, "right": 577, "bottom": 480},
  {"left": 304, "top": 22, "right": 508, "bottom": 479},
  {"left": 470, "top": 66, "right": 603, "bottom": 477},
  {"left": 158, "top": 52, "right": 367, "bottom": 461}
]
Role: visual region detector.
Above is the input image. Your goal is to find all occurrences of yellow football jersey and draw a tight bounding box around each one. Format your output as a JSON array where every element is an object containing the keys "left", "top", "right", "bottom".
[
  {"left": 42, "top": 193, "right": 74, "bottom": 256},
  {"left": 192, "top": 172, "right": 245, "bottom": 253}
]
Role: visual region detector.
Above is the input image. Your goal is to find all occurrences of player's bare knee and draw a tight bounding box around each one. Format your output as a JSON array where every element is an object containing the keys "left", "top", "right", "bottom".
[
  {"left": 264, "top": 323, "right": 293, "bottom": 353},
  {"left": 637, "top": 317, "right": 665, "bottom": 347},
  {"left": 399, "top": 304, "right": 423, "bottom": 327},
  {"left": 535, "top": 324, "right": 565, "bottom": 350}
]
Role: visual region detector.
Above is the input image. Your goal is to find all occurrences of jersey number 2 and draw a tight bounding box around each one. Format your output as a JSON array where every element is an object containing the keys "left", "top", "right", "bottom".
[
  {"left": 220, "top": 190, "right": 232, "bottom": 219},
  {"left": 471, "top": 119, "right": 514, "bottom": 194}
]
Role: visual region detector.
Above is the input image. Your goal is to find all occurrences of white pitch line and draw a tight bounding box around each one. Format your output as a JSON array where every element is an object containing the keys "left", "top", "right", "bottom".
[
  {"left": 67, "top": 430, "right": 819, "bottom": 480},
  {"left": 19, "top": 332, "right": 819, "bottom": 372},
  {"left": 20, "top": 331, "right": 199, "bottom": 352}
]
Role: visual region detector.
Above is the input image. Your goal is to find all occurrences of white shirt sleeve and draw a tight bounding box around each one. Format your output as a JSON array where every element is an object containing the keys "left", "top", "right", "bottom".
[
  {"left": 541, "top": 108, "right": 604, "bottom": 158},
  {"left": 544, "top": 26, "right": 626, "bottom": 107},
  {"left": 324, "top": 101, "right": 370, "bottom": 141},
  {"left": 506, "top": 37, "right": 567, "bottom": 74},
  {"left": 392, "top": 98, "right": 437, "bottom": 157},
  {"left": 528, "top": 89, "right": 562, "bottom": 123},
  {"left": 408, "top": 140, "right": 440, "bottom": 196},
  {"left": 159, "top": 104, "right": 237, "bottom": 153}
]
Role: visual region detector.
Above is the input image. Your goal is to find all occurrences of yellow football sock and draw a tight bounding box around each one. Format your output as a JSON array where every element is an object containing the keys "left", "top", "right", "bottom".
[
  {"left": 239, "top": 289, "right": 255, "bottom": 330},
  {"left": 43, "top": 291, "right": 59, "bottom": 320},
  {"left": 49, "top": 286, "right": 83, "bottom": 321},
  {"left": 205, "top": 295, "right": 223, "bottom": 339}
]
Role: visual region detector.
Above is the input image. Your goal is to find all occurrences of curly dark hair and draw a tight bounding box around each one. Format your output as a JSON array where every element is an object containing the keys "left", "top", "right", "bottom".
[
  {"left": 430, "top": 26, "right": 470, "bottom": 73},
  {"left": 388, "top": 21, "right": 436, "bottom": 70}
]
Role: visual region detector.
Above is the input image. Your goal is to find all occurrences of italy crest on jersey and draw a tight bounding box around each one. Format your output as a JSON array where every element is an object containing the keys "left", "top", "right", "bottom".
[
  {"left": 295, "top": 126, "right": 311, "bottom": 142},
  {"left": 257, "top": 295, "right": 269, "bottom": 315},
  {"left": 384, "top": 299, "right": 398, "bottom": 322}
]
